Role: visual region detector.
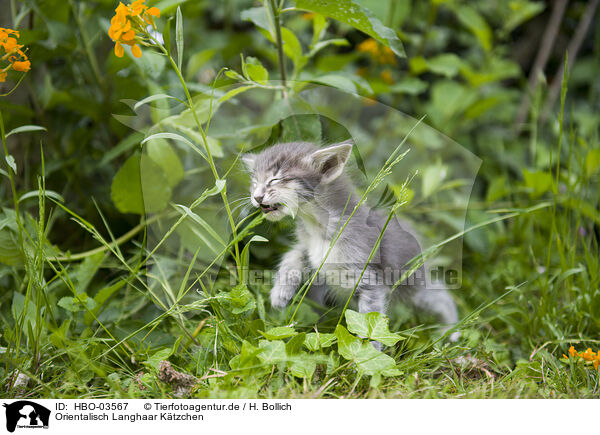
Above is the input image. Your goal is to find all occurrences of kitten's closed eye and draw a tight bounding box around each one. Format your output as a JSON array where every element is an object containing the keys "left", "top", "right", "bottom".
[{"left": 267, "top": 178, "right": 281, "bottom": 186}]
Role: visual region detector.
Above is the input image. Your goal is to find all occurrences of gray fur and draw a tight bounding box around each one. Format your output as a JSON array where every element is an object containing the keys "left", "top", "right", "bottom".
[{"left": 244, "top": 141, "right": 459, "bottom": 345}]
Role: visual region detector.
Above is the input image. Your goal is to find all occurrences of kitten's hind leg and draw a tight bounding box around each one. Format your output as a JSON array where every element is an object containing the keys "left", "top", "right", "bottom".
[{"left": 410, "top": 286, "right": 460, "bottom": 341}]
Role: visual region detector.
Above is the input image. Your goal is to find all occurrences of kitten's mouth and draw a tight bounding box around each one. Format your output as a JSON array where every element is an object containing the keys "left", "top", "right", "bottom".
[{"left": 260, "top": 203, "right": 281, "bottom": 213}]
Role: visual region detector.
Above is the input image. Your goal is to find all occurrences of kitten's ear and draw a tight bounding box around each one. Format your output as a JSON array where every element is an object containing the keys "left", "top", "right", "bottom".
[
  {"left": 241, "top": 153, "right": 256, "bottom": 172},
  {"left": 308, "top": 141, "right": 353, "bottom": 183}
]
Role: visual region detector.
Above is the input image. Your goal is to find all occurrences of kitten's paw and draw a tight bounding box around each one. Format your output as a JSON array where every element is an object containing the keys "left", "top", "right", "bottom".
[
  {"left": 270, "top": 284, "right": 295, "bottom": 309},
  {"left": 449, "top": 331, "right": 461, "bottom": 342}
]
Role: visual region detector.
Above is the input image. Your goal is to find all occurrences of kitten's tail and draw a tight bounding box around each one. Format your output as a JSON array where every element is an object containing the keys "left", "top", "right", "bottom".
[{"left": 410, "top": 284, "right": 460, "bottom": 342}]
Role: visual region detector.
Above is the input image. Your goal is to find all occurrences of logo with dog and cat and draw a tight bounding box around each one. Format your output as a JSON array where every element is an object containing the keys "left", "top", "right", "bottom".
[{"left": 2, "top": 401, "right": 51, "bottom": 433}]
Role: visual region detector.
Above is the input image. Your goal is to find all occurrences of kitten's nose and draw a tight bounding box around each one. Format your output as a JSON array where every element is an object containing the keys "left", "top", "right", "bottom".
[{"left": 254, "top": 194, "right": 264, "bottom": 204}]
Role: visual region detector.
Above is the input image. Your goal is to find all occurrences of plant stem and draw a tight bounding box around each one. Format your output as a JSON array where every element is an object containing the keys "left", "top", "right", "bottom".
[
  {"left": 0, "top": 111, "right": 25, "bottom": 260},
  {"left": 154, "top": 42, "right": 241, "bottom": 276},
  {"left": 268, "top": 0, "right": 287, "bottom": 86},
  {"left": 69, "top": 0, "right": 105, "bottom": 91}
]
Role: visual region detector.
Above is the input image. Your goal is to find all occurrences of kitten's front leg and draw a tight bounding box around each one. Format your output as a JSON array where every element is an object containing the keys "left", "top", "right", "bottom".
[
  {"left": 357, "top": 281, "right": 389, "bottom": 351},
  {"left": 270, "top": 247, "right": 305, "bottom": 309}
]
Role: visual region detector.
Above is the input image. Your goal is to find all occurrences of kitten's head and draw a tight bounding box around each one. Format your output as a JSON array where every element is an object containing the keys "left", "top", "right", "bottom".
[{"left": 242, "top": 141, "right": 353, "bottom": 221}]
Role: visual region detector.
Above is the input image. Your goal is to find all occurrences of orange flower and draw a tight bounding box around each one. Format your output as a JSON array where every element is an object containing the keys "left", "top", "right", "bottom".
[
  {"left": 357, "top": 38, "right": 396, "bottom": 65},
  {"left": 581, "top": 348, "right": 596, "bottom": 361},
  {"left": 301, "top": 12, "right": 317, "bottom": 20},
  {"left": 108, "top": 0, "right": 161, "bottom": 59},
  {"left": 12, "top": 60, "right": 30, "bottom": 72},
  {"left": 563, "top": 346, "right": 600, "bottom": 371},
  {"left": 0, "top": 27, "right": 30, "bottom": 82},
  {"left": 380, "top": 69, "right": 394, "bottom": 84}
]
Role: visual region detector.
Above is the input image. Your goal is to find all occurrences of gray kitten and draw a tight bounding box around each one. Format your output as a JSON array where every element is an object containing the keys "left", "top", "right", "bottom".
[{"left": 243, "top": 141, "right": 459, "bottom": 344}]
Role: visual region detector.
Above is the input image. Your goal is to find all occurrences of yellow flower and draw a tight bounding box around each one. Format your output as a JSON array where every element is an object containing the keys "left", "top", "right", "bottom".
[
  {"left": 0, "top": 27, "right": 30, "bottom": 82},
  {"left": 108, "top": 0, "right": 161, "bottom": 59}
]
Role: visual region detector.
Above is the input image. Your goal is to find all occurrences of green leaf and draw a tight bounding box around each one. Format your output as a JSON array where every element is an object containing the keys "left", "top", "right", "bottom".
[
  {"left": 225, "top": 69, "right": 246, "bottom": 82},
  {"left": 308, "top": 38, "right": 349, "bottom": 57},
  {"left": 58, "top": 294, "right": 97, "bottom": 312},
  {"left": 174, "top": 204, "right": 226, "bottom": 254},
  {"left": 257, "top": 340, "right": 287, "bottom": 365},
  {"left": 504, "top": 1, "right": 545, "bottom": 33},
  {"left": 163, "top": 15, "right": 172, "bottom": 54},
  {"left": 240, "top": 234, "right": 268, "bottom": 279},
  {"left": 304, "top": 332, "right": 337, "bottom": 351},
  {"left": 175, "top": 6, "right": 184, "bottom": 71},
  {"left": 111, "top": 153, "right": 172, "bottom": 214},
  {"left": 260, "top": 326, "right": 298, "bottom": 340},
  {"left": 99, "top": 131, "right": 145, "bottom": 166},
  {"left": 289, "top": 355, "right": 316, "bottom": 378},
  {"left": 422, "top": 160, "right": 448, "bottom": 198},
  {"left": 345, "top": 310, "right": 404, "bottom": 346},
  {"left": 453, "top": 5, "right": 492, "bottom": 51},
  {"left": 486, "top": 176, "right": 510, "bottom": 202},
  {"left": 144, "top": 347, "right": 173, "bottom": 371},
  {"left": 307, "top": 74, "right": 357, "bottom": 93},
  {"left": 84, "top": 279, "right": 127, "bottom": 325},
  {"left": 146, "top": 138, "right": 184, "bottom": 187},
  {"left": 73, "top": 251, "right": 105, "bottom": 293},
  {"left": 219, "top": 283, "right": 256, "bottom": 315},
  {"left": 311, "top": 13, "right": 328, "bottom": 45},
  {"left": 142, "top": 132, "right": 194, "bottom": 149},
  {"left": 6, "top": 125, "right": 47, "bottom": 137},
  {"left": 5, "top": 155, "right": 16, "bottom": 174},
  {"left": 134, "top": 94, "right": 180, "bottom": 111},
  {"left": 585, "top": 149, "right": 600, "bottom": 177},
  {"left": 186, "top": 49, "right": 216, "bottom": 79},
  {"left": 426, "top": 53, "right": 464, "bottom": 78},
  {"left": 335, "top": 325, "right": 400, "bottom": 377},
  {"left": 219, "top": 85, "right": 254, "bottom": 103},
  {"left": 281, "top": 27, "right": 304, "bottom": 69},
  {"left": 241, "top": 6, "right": 272, "bottom": 36},
  {"left": 389, "top": 77, "right": 428, "bottom": 95},
  {"left": 12, "top": 292, "right": 37, "bottom": 330},
  {"left": 280, "top": 114, "right": 322, "bottom": 143},
  {"left": 18, "top": 190, "right": 65, "bottom": 203},
  {"left": 523, "top": 170, "right": 553, "bottom": 197},
  {"left": 294, "top": 0, "right": 404, "bottom": 57},
  {"left": 0, "top": 228, "right": 22, "bottom": 265},
  {"left": 153, "top": 0, "right": 189, "bottom": 14},
  {"left": 285, "top": 333, "right": 306, "bottom": 355},
  {"left": 244, "top": 57, "right": 269, "bottom": 84},
  {"left": 229, "top": 340, "right": 263, "bottom": 370}
]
